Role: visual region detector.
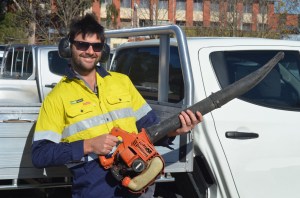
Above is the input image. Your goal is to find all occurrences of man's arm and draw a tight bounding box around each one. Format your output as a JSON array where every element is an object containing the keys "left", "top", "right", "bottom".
[{"left": 31, "top": 139, "right": 84, "bottom": 168}]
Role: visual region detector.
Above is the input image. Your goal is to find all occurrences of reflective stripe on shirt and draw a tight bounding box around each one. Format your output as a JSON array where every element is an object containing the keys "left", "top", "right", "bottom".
[
  {"left": 33, "top": 130, "right": 62, "bottom": 143},
  {"left": 135, "top": 103, "right": 152, "bottom": 120},
  {"left": 62, "top": 108, "right": 134, "bottom": 139},
  {"left": 62, "top": 104, "right": 152, "bottom": 140}
]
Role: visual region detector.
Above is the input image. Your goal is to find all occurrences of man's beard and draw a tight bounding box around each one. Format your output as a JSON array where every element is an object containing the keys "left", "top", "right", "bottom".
[
  {"left": 72, "top": 54, "right": 99, "bottom": 74},
  {"left": 76, "top": 61, "right": 97, "bottom": 73}
]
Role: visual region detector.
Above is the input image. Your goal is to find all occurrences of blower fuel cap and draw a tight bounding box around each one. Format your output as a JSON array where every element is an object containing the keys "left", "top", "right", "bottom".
[{"left": 132, "top": 159, "right": 146, "bottom": 173}]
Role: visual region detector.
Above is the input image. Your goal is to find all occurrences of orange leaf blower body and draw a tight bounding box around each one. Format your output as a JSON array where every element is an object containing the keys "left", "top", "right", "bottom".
[{"left": 99, "top": 127, "right": 164, "bottom": 193}]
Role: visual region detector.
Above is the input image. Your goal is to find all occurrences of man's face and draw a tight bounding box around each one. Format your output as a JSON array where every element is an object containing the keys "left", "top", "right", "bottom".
[{"left": 71, "top": 33, "right": 102, "bottom": 74}]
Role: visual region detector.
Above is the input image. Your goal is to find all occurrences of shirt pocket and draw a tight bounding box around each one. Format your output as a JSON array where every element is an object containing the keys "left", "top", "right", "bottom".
[
  {"left": 106, "top": 93, "right": 132, "bottom": 110},
  {"left": 66, "top": 105, "right": 94, "bottom": 118}
]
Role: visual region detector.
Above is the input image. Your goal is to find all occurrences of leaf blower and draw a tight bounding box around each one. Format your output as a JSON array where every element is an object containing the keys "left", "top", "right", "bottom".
[{"left": 99, "top": 52, "right": 284, "bottom": 193}]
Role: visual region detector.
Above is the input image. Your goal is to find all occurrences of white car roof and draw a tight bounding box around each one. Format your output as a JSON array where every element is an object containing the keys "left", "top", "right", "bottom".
[{"left": 115, "top": 37, "right": 300, "bottom": 49}]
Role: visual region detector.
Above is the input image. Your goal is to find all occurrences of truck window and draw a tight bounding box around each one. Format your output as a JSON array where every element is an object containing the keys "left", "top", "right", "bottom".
[
  {"left": 48, "top": 51, "right": 69, "bottom": 76},
  {"left": 210, "top": 50, "right": 300, "bottom": 110},
  {"left": 0, "top": 45, "right": 6, "bottom": 66},
  {"left": 111, "top": 46, "right": 183, "bottom": 103},
  {"left": 2, "top": 46, "right": 33, "bottom": 79}
]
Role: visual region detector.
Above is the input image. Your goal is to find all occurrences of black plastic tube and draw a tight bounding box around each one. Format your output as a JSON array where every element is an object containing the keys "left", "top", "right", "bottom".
[{"left": 146, "top": 51, "right": 284, "bottom": 143}]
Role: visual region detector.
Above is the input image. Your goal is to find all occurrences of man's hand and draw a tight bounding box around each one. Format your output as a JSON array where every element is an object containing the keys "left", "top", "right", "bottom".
[
  {"left": 168, "top": 110, "right": 203, "bottom": 137},
  {"left": 84, "top": 134, "right": 119, "bottom": 155}
]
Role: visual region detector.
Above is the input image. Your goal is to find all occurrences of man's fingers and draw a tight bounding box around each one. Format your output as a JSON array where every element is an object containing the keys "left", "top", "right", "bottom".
[
  {"left": 104, "top": 134, "right": 118, "bottom": 145},
  {"left": 179, "top": 111, "right": 189, "bottom": 124},
  {"left": 196, "top": 111, "right": 203, "bottom": 122},
  {"left": 179, "top": 113, "right": 189, "bottom": 126},
  {"left": 186, "top": 110, "right": 203, "bottom": 124}
]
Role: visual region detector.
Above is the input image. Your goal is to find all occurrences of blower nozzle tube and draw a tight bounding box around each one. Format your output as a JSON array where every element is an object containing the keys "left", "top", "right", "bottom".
[{"left": 146, "top": 51, "right": 285, "bottom": 143}]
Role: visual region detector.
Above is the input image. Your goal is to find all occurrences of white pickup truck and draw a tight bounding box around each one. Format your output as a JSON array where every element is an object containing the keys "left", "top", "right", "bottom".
[
  {"left": 0, "top": 44, "right": 71, "bottom": 189},
  {"left": 106, "top": 27, "right": 300, "bottom": 198},
  {"left": 1, "top": 25, "right": 300, "bottom": 198}
]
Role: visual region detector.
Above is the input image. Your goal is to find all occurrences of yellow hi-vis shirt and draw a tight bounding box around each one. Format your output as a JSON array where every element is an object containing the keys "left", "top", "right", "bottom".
[{"left": 34, "top": 70, "right": 152, "bottom": 143}]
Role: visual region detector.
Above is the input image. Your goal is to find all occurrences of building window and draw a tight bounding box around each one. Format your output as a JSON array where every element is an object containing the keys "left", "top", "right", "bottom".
[
  {"left": 176, "top": 20, "right": 186, "bottom": 26},
  {"left": 140, "top": 0, "right": 150, "bottom": 8},
  {"left": 228, "top": 3, "right": 235, "bottom": 12},
  {"left": 176, "top": 0, "right": 186, "bottom": 10},
  {"left": 211, "top": 1, "right": 219, "bottom": 12},
  {"left": 243, "top": 3, "right": 252, "bottom": 13},
  {"left": 194, "top": 0, "right": 203, "bottom": 11},
  {"left": 139, "top": 19, "right": 152, "bottom": 27},
  {"left": 193, "top": 21, "right": 203, "bottom": 26},
  {"left": 258, "top": 23, "right": 267, "bottom": 31},
  {"left": 259, "top": 4, "right": 268, "bottom": 15},
  {"left": 120, "top": 18, "right": 132, "bottom": 27},
  {"left": 158, "top": 0, "right": 168, "bottom": 9},
  {"left": 120, "top": 0, "right": 131, "bottom": 8},
  {"left": 100, "top": 0, "right": 109, "bottom": 5},
  {"left": 242, "top": 23, "right": 252, "bottom": 31},
  {"left": 210, "top": 22, "right": 220, "bottom": 28}
]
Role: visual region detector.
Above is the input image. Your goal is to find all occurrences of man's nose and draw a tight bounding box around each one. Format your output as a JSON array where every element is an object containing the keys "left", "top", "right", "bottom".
[{"left": 86, "top": 45, "right": 94, "bottom": 53}]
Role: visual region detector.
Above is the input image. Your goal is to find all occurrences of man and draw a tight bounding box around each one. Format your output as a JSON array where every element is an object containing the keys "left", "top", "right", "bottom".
[{"left": 31, "top": 13, "right": 202, "bottom": 198}]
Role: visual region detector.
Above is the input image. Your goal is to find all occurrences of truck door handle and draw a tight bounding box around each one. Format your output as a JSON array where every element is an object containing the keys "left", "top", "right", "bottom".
[
  {"left": 3, "top": 119, "right": 35, "bottom": 123},
  {"left": 45, "top": 83, "right": 57, "bottom": 88},
  {"left": 225, "top": 131, "right": 259, "bottom": 139}
]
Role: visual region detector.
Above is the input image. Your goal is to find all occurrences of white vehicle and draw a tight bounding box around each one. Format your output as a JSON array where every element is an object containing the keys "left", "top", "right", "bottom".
[
  {"left": 107, "top": 28, "right": 300, "bottom": 198},
  {"left": 0, "top": 44, "right": 70, "bottom": 103},
  {"left": 0, "top": 44, "right": 71, "bottom": 189},
  {"left": 1, "top": 26, "right": 300, "bottom": 198},
  {"left": 0, "top": 45, "right": 7, "bottom": 67}
]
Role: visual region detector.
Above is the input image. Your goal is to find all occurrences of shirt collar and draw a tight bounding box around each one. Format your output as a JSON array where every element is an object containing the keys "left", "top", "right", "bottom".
[{"left": 65, "top": 65, "right": 111, "bottom": 79}]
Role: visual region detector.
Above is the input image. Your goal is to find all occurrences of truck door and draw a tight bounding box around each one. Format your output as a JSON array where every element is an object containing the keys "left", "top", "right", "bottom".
[
  {"left": 36, "top": 47, "right": 69, "bottom": 100},
  {"left": 199, "top": 46, "right": 300, "bottom": 198}
]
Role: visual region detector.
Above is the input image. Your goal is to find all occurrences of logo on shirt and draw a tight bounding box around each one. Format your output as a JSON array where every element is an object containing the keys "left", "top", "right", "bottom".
[
  {"left": 83, "top": 101, "right": 91, "bottom": 105},
  {"left": 70, "top": 98, "right": 83, "bottom": 104}
]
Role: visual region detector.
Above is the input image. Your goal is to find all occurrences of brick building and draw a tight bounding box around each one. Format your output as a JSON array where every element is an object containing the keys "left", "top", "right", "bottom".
[{"left": 89, "top": 0, "right": 299, "bottom": 32}]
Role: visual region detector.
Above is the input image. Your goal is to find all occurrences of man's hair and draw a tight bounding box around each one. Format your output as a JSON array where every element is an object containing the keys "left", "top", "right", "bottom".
[{"left": 69, "top": 13, "right": 105, "bottom": 43}]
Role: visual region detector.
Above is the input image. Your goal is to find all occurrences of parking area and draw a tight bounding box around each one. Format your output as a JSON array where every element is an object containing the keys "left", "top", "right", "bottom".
[{"left": 0, "top": 182, "right": 182, "bottom": 198}]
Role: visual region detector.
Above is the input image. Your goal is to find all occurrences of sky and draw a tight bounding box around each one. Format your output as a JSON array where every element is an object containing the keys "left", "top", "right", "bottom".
[{"left": 275, "top": 0, "right": 300, "bottom": 14}]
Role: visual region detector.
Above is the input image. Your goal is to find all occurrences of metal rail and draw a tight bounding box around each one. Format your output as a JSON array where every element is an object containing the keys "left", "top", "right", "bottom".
[{"left": 105, "top": 25, "right": 193, "bottom": 106}]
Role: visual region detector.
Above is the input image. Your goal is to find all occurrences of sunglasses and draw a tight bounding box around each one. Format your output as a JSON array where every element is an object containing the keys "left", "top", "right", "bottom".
[{"left": 71, "top": 40, "right": 104, "bottom": 52}]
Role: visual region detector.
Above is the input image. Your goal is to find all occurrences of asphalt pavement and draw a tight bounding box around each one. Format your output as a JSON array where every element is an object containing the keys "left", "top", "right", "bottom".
[
  {"left": 0, "top": 182, "right": 183, "bottom": 198},
  {"left": 0, "top": 187, "right": 71, "bottom": 198}
]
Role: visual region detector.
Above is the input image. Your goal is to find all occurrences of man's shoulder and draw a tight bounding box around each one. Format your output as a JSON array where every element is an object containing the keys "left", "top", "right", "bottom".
[
  {"left": 107, "top": 71, "right": 132, "bottom": 83},
  {"left": 52, "top": 76, "right": 69, "bottom": 88},
  {"left": 108, "top": 71, "right": 129, "bottom": 78},
  {"left": 46, "top": 76, "right": 72, "bottom": 97}
]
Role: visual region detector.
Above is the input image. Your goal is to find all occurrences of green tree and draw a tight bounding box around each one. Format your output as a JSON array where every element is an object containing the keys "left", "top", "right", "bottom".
[
  {"left": 1, "top": 0, "right": 93, "bottom": 44},
  {"left": 106, "top": 2, "right": 118, "bottom": 29},
  {"left": 54, "top": 0, "right": 93, "bottom": 35},
  {"left": 0, "top": 12, "right": 27, "bottom": 43}
]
